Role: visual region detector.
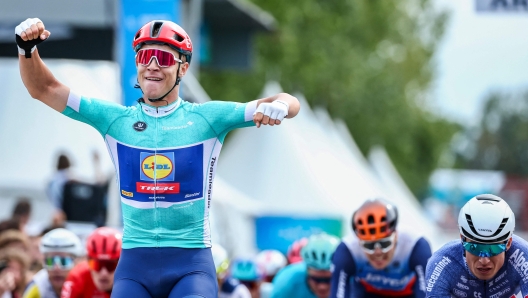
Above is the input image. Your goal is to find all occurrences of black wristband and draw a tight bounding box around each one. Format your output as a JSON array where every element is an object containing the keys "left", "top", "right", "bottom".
[{"left": 15, "top": 34, "right": 46, "bottom": 58}]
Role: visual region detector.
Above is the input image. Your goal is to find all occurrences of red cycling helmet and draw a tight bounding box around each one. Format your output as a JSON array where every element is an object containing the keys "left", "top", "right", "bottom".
[
  {"left": 286, "top": 237, "right": 308, "bottom": 264},
  {"left": 352, "top": 198, "right": 398, "bottom": 241},
  {"left": 86, "top": 227, "right": 122, "bottom": 260},
  {"left": 132, "top": 20, "right": 193, "bottom": 64}
]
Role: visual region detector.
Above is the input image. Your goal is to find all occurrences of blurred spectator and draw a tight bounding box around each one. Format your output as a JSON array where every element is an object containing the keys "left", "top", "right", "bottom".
[
  {"left": 23, "top": 228, "right": 82, "bottom": 298},
  {"left": 0, "top": 219, "right": 22, "bottom": 234},
  {"left": 47, "top": 153, "right": 73, "bottom": 227},
  {"left": 0, "top": 248, "right": 30, "bottom": 298},
  {"left": 11, "top": 199, "right": 31, "bottom": 234},
  {"left": 47, "top": 151, "right": 110, "bottom": 227},
  {"left": 0, "top": 230, "right": 30, "bottom": 253}
]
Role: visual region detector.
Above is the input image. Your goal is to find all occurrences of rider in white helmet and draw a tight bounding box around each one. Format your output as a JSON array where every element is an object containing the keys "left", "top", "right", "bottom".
[
  {"left": 23, "top": 228, "right": 82, "bottom": 298},
  {"left": 212, "top": 244, "right": 251, "bottom": 298},
  {"left": 425, "top": 194, "right": 528, "bottom": 297},
  {"left": 255, "top": 250, "right": 287, "bottom": 298}
]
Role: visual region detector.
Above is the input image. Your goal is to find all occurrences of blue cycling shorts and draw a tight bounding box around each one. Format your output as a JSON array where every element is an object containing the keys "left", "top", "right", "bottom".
[{"left": 112, "top": 247, "right": 217, "bottom": 298}]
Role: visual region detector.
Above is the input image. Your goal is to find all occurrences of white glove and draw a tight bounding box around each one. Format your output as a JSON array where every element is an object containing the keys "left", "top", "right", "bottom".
[
  {"left": 15, "top": 18, "right": 44, "bottom": 56},
  {"left": 254, "top": 100, "right": 289, "bottom": 122}
]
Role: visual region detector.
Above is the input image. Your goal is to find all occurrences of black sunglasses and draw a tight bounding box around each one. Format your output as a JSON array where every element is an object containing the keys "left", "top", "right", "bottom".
[{"left": 308, "top": 275, "right": 332, "bottom": 284}]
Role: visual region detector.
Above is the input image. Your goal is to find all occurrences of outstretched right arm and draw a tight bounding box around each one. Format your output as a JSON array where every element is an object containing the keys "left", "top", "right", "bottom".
[{"left": 17, "top": 18, "right": 69, "bottom": 112}]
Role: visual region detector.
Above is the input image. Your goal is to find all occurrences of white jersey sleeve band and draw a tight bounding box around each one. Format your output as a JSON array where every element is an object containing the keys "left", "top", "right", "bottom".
[
  {"left": 66, "top": 90, "right": 82, "bottom": 112},
  {"left": 244, "top": 100, "right": 258, "bottom": 122}
]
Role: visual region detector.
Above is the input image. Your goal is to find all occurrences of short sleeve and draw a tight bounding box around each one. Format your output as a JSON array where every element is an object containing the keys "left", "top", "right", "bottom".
[
  {"left": 188, "top": 100, "right": 257, "bottom": 142},
  {"left": 61, "top": 91, "right": 128, "bottom": 136}
]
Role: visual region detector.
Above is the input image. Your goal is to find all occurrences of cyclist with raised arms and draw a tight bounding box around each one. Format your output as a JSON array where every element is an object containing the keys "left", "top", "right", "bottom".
[
  {"left": 271, "top": 233, "right": 340, "bottom": 298},
  {"left": 425, "top": 194, "right": 528, "bottom": 297},
  {"left": 330, "top": 198, "right": 432, "bottom": 298},
  {"left": 15, "top": 16, "right": 300, "bottom": 298},
  {"left": 23, "top": 228, "right": 82, "bottom": 298}
]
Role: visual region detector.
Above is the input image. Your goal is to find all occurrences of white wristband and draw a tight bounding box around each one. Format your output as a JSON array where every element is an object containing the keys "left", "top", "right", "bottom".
[{"left": 18, "top": 45, "right": 36, "bottom": 56}]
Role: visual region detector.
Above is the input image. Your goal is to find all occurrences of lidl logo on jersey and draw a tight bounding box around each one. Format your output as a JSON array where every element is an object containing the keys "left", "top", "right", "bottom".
[
  {"left": 116, "top": 142, "right": 204, "bottom": 203},
  {"left": 140, "top": 153, "right": 175, "bottom": 181}
]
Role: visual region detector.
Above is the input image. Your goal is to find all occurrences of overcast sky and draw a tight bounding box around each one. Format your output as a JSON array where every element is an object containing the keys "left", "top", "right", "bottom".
[{"left": 430, "top": 0, "right": 528, "bottom": 126}]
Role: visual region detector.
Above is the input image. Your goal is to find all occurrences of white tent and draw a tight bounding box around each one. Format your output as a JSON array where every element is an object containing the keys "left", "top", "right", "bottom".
[
  {"left": 217, "top": 81, "right": 345, "bottom": 219},
  {"left": 328, "top": 115, "right": 449, "bottom": 249}
]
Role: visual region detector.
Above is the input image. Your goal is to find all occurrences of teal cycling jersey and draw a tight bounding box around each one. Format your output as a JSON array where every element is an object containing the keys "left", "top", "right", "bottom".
[
  {"left": 62, "top": 92, "right": 257, "bottom": 249},
  {"left": 271, "top": 262, "right": 316, "bottom": 298}
]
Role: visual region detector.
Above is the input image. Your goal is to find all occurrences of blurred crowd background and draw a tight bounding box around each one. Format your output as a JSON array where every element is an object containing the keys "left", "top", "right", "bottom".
[{"left": 0, "top": 0, "right": 527, "bottom": 278}]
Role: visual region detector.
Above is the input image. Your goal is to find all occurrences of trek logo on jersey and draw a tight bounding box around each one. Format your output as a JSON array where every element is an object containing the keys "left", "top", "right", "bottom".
[
  {"left": 140, "top": 153, "right": 175, "bottom": 181},
  {"left": 136, "top": 182, "right": 180, "bottom": 194}
]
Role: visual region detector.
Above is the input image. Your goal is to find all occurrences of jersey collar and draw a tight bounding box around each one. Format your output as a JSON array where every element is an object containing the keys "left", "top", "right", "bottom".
[{"left": 140, "top": 98, "right": 181, "bottom": 117}]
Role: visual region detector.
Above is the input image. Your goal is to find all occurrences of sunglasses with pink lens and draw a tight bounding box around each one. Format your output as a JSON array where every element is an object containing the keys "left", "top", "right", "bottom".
[{"left": 135, "top": 49, "right": 182, "bottom": 68}]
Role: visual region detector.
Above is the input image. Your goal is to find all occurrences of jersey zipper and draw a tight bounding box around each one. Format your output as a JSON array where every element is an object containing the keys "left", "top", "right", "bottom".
[{"left": 154, "top": 106, "right": 160, "bottom": 247}]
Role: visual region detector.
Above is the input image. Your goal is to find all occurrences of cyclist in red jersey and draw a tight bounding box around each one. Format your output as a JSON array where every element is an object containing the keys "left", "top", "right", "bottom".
[{"left": 60, "top": 227, "right": 122, "bottom": 298}]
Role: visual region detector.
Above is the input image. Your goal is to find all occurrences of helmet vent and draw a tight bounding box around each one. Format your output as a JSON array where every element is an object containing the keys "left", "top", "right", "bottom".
[
  {"left": 311, "top": 251, "right": 317, "bottom": 261},
  {"left": 174, "top": 34, "right": 184, "bottom": 42},
  {"left": 476, "top": 195, "right": 500, "bottom": 202},
  {"left": 465, "top": 214, "right": 508, "bottom": 239},
  {"left": 90, "top": 239, "right": 96, "bottom": 254},
  {"left": 367, "top": 215, "right": 375, "bottom": 224},
  {"left": 151, "top": 21, "right": 164, "bottom": 38},
  {"left": 369, "top": 228, "right": 376, "bottom": 235},
  {"left": 134, "top": 31, "right": 141, "bottom": 40}
]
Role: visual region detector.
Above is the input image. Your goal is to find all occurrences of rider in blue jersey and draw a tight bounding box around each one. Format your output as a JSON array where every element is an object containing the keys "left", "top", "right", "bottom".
[
  {"left": 425, "top": 194, "right": 528, "bottom": 298},
  {"left": 330, "top": 198, "right": 432, "bottom": 298},
  {"left": 271, "top": 233, "right": 340, "bottom": 298},
  {"left": 16, "top": 17, "right": 300, "bottom": 298}
]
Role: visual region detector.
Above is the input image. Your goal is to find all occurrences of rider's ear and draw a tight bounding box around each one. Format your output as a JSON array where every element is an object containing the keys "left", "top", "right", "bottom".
[{"left": 506, "top": 237, "right": 513, "bottom": 251}]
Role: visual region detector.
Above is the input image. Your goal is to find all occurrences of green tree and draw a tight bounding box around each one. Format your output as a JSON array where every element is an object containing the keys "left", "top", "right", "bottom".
[
  {"left": 199, "top": 0, "right": 458, "bottom": 199},
  {"left": 457, "top": 90, "right": 528, "bottom": 175}
]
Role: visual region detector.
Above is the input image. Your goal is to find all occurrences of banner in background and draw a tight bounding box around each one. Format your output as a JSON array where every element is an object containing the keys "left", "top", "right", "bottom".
[
  {"left": 476, "top": 0, "right": 528, "bottom": 12},
  {"left": 255, "top": 216, "right": 342, "bottom": 255},
  {"left": 119, "top": 0, "right": 180, "bottom": 106}
]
